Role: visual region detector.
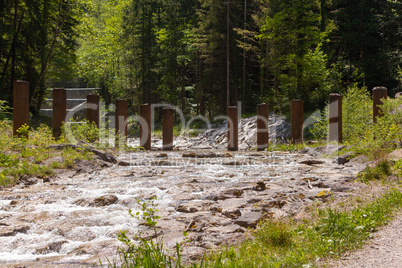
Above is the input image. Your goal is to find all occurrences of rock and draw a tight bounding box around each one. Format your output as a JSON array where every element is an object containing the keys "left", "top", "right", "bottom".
[
  {"left": 334, "top": 152, "right": 353, "bottom": 164},
  {"left": 234, "top": 212, "right": 262, "bottom": 228},
  {"left": 222, "top": 208, "right": 241, "bottom": 219},
  {"left": 206, "top": 224, "right": 244, "bottom": 234},
  {"left": 300, "top": 159, "right": 324, "bottom": 165},
  {"left": 222, "top": 161, "right": 247, "bottom": 166},
  {"left": 0, "top": 225, "right": 30, "bottom": 236},
  {"left": 182, "top": 152, "right": 196, "bottom": 158},
  {"left": 156, "top": 153, "right": 168, "bottom": 158},
  {"left": 218, "top": 189, "right": 244, "bottom": 199},
  {"left": 260, "top": 199, "right": 287, "bottom": 209},
  {"left": 118, "top": 160, "right": 131, "bottom": 166},
  {"left": 175, "top": 205, "right": 199, "bottom": 213},
  {"left": 9, "top": 200, "right": 18, "bottom": 206},
  {"left": 254, "top": 181, "right": 266, "bottom": 191},
  {"left": 150, "top": 160, "right": 174, "bottom": 166},
  {"left": 89, "top": 149, "right": 117, "bottom": 164},
  {"left": 90, "top": 195, "right": 118, "bottom": 207},
  {"left": 35, "top": 240, "right": 67, "bottom": 254},
  {"left": 388, "top": 149, "right": 402, "bottom": 160},
  {"left": 73, "top": 198, "right": 90, "bottom": 207}
]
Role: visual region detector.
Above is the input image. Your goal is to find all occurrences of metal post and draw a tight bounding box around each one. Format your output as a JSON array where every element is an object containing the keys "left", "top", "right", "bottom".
[
  {"left": 291, "top": 100, "right": 303, "bottom": 144},
  {"left": 227, "top": 106, "right": 238, "bottom": 151},
  {"left": 13, "top": 81, "right": 29, "bottom": 136},
  {"left": 115, "top": 100, "right": 127, "bottom": 147},
  {"left": 140, "top": 103, "right": 151, "bottom": 150},
  {"left": 87, "top": 94, "right": 100, "bottom": 128},
  {"left": 372, "top": 86, "right": 387, "bottom": 123},
  {"left": 328, "top": 93, "right": 342, "bottom": 143},
  {"left": 162, "top": 107, "right": 173, "bottom": 151},
  {"left": 52, "top": 88, "right": 67, "bottom": 138},
  {"left": 257, "top": 103, "right": 269, "bottom": 151}
]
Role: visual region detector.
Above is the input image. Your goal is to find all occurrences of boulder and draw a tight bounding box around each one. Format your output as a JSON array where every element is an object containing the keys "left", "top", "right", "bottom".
[
  {"left": 90, "top": 195, "right": 118, "bottom": 207},
  {"left": 234, "top": 212, "right": 263, "bottom": 228}
]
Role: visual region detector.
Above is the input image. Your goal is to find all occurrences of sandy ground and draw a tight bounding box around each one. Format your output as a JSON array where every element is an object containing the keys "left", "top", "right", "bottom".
[{"left": 332, "top": 211, "right": 402, "bottom": 268}]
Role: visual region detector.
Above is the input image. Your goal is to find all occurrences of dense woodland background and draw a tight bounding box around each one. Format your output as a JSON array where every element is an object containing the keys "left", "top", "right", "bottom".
[{"left": 0, "top": 0, "right": 401, "bottom": 117}]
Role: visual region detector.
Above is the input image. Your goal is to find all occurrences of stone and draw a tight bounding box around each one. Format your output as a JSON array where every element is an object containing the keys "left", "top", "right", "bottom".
[
  {"left": 90, "top": 149, "right": 117, "bottom": 163},
  {"left": 90, "top": 195, "right": 118, "bottom": 207},
  {"left": 175, "top": 205, "right": 199, "bottom": 213},
  {"left": 334, "top": 152, "right": 353, "bottom": 165},
  {"left": 388, "top": 149, "right": 402, "bottom": 160},
  {"left": 0, "top": 225, "right": 30, "bottom": 236},
  {"left": 218, "top": 189, "right": 244, "bottom": 199},
  {"left": 254, "top": 181, "right": 266, "bottom": 191},
  {"left": 234, "top": 212, "right": 262, "bottom": 228},
  {"left": 118, "top": 160, "right": 131, "bottom": 166},
  {"left": 222, "top": 208, "right": 241, "bottom": 219},
  {"left": 17, "top": 175, "right": 38, "bottom": 186},
  {"left": 300, "top": 159, "right": 324, "bottom": 165},
  {"left": 35, "top": 240, "right": 67, "bottom": 254},
  {"left": 206, "top": 224, "right": 244, "bottom": 234}
]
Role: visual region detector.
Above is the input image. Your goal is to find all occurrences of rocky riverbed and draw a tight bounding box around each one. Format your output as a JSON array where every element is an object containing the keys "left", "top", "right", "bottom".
[{"left": 0, "top": 145, "right": 367, "bottom": 267}]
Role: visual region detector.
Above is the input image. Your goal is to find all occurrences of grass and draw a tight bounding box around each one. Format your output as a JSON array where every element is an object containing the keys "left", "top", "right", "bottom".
[
  {"left": 0, "top": 120, "right": 98, "bottom": 186},
  {"left": 197, "top": 188, "right": 402, "bottom": 267}
]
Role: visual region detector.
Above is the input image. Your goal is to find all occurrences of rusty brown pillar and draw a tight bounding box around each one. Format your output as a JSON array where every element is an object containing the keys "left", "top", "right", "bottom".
[
  {"left": 373, "top": 86, "right": 387, "bottom": 123},
  {"left": 140, "top": 103, "right": 151, "bottom": 150},
  {"left": 13, "top": 81, "right": 30, "bottom": 136},
  {"left": 87, "top": 94, "right": 100, "bottom": 128},
  {"left": 227, "top": 106, "right": 238, "bottom": 151},
  {"left": 291, "top": 100, "right": 303, "bottom": 144},
  {"left": 52, "top": 88, "right": 67, "bottom": 138},
  {"left": 115, "top": 100, "right": 128, "bottom": 147},
  {"left": 328, "top": 93, "right": 342, "bottom": 143},
  {"left": 162, "top": 107, "right": 173, "bottom": 151},
  {"left": 257, "top": 103, "right": 269, "bottom": 151}
]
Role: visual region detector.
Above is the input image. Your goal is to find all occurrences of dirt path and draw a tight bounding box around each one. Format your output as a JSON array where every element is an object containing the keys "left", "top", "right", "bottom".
[{"left": 332, "top": 211, "right": 402, "bottom": 268}]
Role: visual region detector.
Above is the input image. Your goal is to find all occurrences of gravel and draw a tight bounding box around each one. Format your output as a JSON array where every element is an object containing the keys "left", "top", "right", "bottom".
[{"left": 333, "top": 212, "right": 402, "bottom": 268}]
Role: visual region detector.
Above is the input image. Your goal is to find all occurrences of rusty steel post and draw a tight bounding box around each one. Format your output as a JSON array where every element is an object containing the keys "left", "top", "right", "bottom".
[
  {"left": 52, "top": 88, "right": 67, "bottom": 138},
  {"left": 372, "top": 86, "right": 387, "bottom": 123},
  {"left": 140, "top": 103, "right": 151, "bottom": 150},
  {"left": 115, "top": 100, "right": 128, "bottom": 147},
  {"left": 257, "top": 103, "right": 269, "bottom": 151},
  {"left": 13, "top": 81, "right": 30, "bottom": 136},
  {"left": 227, "top": 106, "right": 238, "bottom": 151},
  {"left": 87, "top": 94, "right": 100, "bottom": 128},
  {"left": 162, "top": 107, "right": 173, "bottom": 151},
  {"left": 291, "top": 100, "right": 303, "bottom": 144}
]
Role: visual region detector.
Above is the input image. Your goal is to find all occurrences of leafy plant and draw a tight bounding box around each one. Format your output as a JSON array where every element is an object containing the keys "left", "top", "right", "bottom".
[
  {"left": 255, "top": 219, "right": 293, "bottom": 248},
  {"left": 130, "top": 197, "right": 161, "bottom": 227}
]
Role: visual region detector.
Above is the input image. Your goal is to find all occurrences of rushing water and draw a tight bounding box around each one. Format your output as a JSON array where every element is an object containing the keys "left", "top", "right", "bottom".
[{"left": 0, "top": 150, "right": 357, "bottom": 267}]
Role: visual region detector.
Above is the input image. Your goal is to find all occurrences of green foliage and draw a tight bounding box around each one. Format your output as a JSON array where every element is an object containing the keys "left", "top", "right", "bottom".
[
  {"left": 342, "top": 84, "right": 372, "bottom": 142},
  {"left": 309, "top": 106, "right": 329, "bottom": 141},
  {"left": 0, "top": 101, "right": 11, "bottom": 120},
  {"left": 0, "top": 119, "right": 97, "bottom": 186},
  {"left": 110, "top": 196, "right": 190, "bottom": 268},
  {"left": 114, "top": 234, "right": 182, "bottom": 268},
  {"left": 61, "top": 120, "right": 100, "bottom": 144},
  {"left": 358, "top": 159, "right": 392, "bottom": 183},
  {"left": 254, "top": 219, "right": 293, "bottom": 248},
  {"left": 130, "top": 197, "right": 161, "bottom": 227}
]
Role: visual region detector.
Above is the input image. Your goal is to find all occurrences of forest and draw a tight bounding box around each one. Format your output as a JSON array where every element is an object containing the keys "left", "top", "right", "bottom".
[{"left": 0, "top": 0, "right": 401, "bottom": 117}]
